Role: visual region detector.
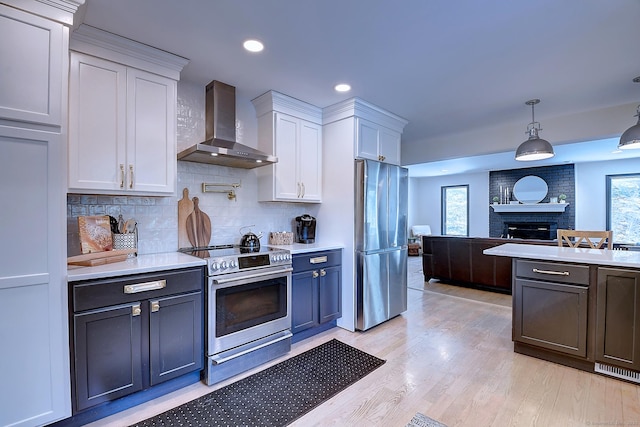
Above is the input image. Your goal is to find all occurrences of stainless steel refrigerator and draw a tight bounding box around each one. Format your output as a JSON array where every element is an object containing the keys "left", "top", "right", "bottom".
[{"left": 355, "top": 159, "right": 408, "bottom": 331}]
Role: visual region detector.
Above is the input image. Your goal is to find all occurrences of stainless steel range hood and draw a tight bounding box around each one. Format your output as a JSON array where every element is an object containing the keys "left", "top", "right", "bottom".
[{"left": 178, "top": 81, "right": 277, "bottom": 169}]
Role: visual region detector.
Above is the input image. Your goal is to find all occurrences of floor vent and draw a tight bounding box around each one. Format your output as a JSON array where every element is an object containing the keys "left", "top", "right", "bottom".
[{"left": 595, "top": 362, "right": 640, "bottom": 383}]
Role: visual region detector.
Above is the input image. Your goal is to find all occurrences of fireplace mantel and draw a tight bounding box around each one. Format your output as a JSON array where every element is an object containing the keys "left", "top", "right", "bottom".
[{"left": 491, "top": 203, "right": 569, "bottom": 213}]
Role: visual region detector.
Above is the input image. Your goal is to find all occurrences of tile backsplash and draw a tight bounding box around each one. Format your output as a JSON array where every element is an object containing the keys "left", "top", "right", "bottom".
[{"left": 67, "top": 162, "right": 319, "bottom": 256}]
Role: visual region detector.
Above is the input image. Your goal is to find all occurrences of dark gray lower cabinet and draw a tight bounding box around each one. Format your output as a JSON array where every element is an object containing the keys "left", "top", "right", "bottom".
[
  {"left": 74, "top": 303, "right": 143, "bottom": 410},
  {"left": 513, "top": 260, "right": 590, "bottom": 358},
  {"left": 596, "top": 267, "right": 640, "bottom": 371},
  {"left": 70, "top": 267, "right": 204, "bottom": 412},
  {"left": 292, "top": 249, "right": 342, "bottom": 336}
]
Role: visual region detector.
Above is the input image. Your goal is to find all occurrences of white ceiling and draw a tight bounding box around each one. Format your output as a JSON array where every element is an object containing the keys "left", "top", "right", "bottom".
[{"left": 79, "top": 0, "right": 640, "bottom": 174}]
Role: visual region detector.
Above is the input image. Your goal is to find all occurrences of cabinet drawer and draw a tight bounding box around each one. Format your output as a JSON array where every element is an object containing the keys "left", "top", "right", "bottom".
[
  {"left": 293, "top": 249, "right": 341, "bottom": 272},
  {"left": 72, "top": 267, "right": 204, "bottom": 312},
  {"left": 516, "top": 260, "right": 589, "bottom": 285}
]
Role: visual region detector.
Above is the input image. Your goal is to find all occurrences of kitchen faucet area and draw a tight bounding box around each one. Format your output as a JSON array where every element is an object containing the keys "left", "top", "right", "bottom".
[{"left": 3, "top": 1, "right": 640, "bottom": 426}]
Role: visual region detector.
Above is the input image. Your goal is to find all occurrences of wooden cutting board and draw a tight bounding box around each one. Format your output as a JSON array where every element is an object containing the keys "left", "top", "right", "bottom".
[
  {"left": 68, "top": 254, "right": 129, "bottom": 267},
  {"left": 67, "top": 249, "right": 136, "bottom": 266},
  {"left": 178, "top": 188, "right": 194, "bottom": 249},
  {"left": 186, "top": 197, "right": 211, "bottom": 248}
]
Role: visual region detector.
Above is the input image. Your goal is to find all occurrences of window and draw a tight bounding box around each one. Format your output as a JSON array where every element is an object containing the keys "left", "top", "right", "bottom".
[
  {"left": 441, "top": 185, "right": 468, "bottom": 236},
  {"left": 607, "top": 174, "right": 640, "bottom": 244}
]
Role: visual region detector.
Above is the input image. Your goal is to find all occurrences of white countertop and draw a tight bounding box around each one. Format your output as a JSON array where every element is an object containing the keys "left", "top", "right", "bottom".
[
  {"left": 484, "top": 243, "right": 640, "bottom": 268},
  {"left": 268, "top": 242, "right": 344, "bottom": 254},
  {"left": 67, "top": 252, "right": 206, "bottom": 282}
]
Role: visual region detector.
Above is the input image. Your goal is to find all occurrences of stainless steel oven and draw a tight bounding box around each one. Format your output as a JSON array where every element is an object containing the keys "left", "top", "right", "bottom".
[
  {"left": 210, "top": 264, "right": 291, "bottom": 355},
  {"left": 180, "top": 245, "right": 292, "bottom": 385}
]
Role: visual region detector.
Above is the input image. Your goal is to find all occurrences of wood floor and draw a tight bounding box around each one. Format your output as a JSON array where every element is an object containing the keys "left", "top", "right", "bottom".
[{"left": 87, "top": 257, "right": 640, "bottom": 427}]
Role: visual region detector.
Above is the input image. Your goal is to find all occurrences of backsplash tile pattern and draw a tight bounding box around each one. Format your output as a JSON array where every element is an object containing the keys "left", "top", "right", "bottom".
[{"left": 67, "top": 162, "right": 319, "bottom": 256}]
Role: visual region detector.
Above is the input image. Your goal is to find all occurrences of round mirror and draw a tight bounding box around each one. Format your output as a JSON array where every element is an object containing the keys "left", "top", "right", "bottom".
[{"left": 513, "top": 175, "right": 548, "bottom": 204}]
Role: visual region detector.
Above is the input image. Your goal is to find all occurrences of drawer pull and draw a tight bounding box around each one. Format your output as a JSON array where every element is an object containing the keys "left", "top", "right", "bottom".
[
  {"left": 132, "top": 303, "right": 141, "bottom": 316},
  {"left": 532, "top": 268, "right": 570, "bottom": 276},
  {"left": 310, "top": 256, "right": 327, "bottom": 264},
  {"left": 124, "top": 279, "right": 166, "bottom": 294}
]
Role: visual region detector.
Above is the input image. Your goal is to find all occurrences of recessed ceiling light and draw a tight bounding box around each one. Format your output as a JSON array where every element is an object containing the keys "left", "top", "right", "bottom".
[
  {"left": 334, "top": 83, "right": 351, "bottom": 92},
  {"left": 243, "top": 39, "right": 264, "bottom": 53}
]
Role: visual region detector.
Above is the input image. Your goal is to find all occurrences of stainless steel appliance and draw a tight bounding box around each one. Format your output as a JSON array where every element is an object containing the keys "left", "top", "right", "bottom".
[
  {"left": 295, "top": 214, "right": 316, "bottom": 243},
  {"left": 177, "top": 81, "right": 277, "bottom": 168},
  {"left": 355, "top": 159, "right": 409, "bottom": 331},
  {"left": 180, "top": 245, "right": 292, "bottom": 385}
]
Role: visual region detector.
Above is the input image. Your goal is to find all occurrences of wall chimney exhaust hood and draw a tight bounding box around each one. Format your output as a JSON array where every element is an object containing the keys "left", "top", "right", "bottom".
[{"left": 178, "top": 81, "right": 277, "bottom": 169}]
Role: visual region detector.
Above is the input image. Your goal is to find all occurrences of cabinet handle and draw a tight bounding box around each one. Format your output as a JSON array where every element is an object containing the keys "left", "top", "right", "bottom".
[
  {"left": 532, "top": 268, "right": 570, "bottom": 276},
  {"left": 129, "top": 164, "right": 134, "bottom": 189},
  {"left": 120, "top": 164, "right": 125, "bottom": 188},
  {"left": 301, "top": 182, "right": 305, "bottom": 198},
  {"left": 310, "top": 256, "right": 327, "bottom": 264},
  {"left": 132, "top": 303, "right": 141, "bottom": 316},
  {"left": 312, "top": 270, "right": 319, "bottom": 279},
  {"left": 150, "top": 301, "right": 160, "bottom": 312},
  {"left": 378, "top": 155, "right": 386, "bottom": 162},
  {"left": 124, "top": 279, "right": 166, "bottom": 294},
  {"left": 320, "top": 269, "right": 326, "bottom": 277},
  {"left": 297, "top": 182, "right": 301, "bottom": 198}
]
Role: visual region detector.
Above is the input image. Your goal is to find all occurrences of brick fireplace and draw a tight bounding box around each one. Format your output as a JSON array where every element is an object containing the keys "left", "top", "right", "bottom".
[{"left": 489, "top": 164, "right": 574, "bottom": 239}]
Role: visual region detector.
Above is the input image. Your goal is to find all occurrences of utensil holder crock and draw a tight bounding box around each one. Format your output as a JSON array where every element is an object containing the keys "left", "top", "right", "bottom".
[{"left": 112, "top": 233, "right": 137, "bottom": 257}]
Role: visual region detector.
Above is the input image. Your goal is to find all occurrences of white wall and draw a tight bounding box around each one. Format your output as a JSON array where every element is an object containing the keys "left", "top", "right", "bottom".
[
  {"left": 408, "top": 156, "right": 640, "bottom": 240},
  {"left": 409, "top": 172, "right": 490, "bottom": 237},
  {"left": 575, "top": 157, "right": 640, "bottom": 230},
  {"left": 402, "top": 102, "right": 637, "bottom": 166}
]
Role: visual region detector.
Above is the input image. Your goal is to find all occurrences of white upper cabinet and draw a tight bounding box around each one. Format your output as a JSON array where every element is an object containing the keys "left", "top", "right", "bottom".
[
  {"left": 356, "top": 117, "right": 402, "bottom": 165},
  {"left": 0, "top": 5, "right": 64, "bottom": 126},
  {"left": 323, "top": 97, "right": 408, "bottom": 166},
  {"left": 68, "top": 25, "right": 187, "bottom": 195},
  {"left": 253, "top": 91, "right": 323, "bottom": 203}
]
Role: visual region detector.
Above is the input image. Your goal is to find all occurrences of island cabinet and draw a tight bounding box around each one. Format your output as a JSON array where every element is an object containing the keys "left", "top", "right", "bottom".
[
  {"left": 69, "top": 267, "right": 204, "bottom": 413},
  {"left": 421, "top": 236, "right": 553, "bottom": 293},
  {"left": 596, "top": 267, "right": 640, "bottom": 373},
  {"left": 68, "top": 25, "right": 187, "bottom": 195},
  {"left": 253, "top": 91, "right": 323, "bottom": 202},
  {"left": 513, "top": 259, "right": 595, "bottom": 365},
  {"left": 291, "top": 249, "right": 342, "bottom": 341}
]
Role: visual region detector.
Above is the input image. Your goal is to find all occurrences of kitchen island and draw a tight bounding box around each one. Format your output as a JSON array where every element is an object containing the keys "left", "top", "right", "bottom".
[{"left": 484, "top": 243, "right": 640, "bottom": 384}]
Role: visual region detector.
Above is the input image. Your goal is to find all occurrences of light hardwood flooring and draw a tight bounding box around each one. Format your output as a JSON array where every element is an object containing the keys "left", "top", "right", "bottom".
[{"left": 87, "top": 256, "right": 640, "bottom": 427}]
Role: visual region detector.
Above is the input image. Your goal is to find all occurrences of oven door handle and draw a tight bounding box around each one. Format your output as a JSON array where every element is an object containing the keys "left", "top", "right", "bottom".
[
  {"left": 211, "top": 330, "right": 293, "bottom": 364},
  {"left": 212, "top": 267, "right": 293, "bottom": 285}
]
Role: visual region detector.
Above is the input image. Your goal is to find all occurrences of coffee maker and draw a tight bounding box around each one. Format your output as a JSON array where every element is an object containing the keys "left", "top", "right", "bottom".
[{"left": 295, "top": 214, "right": 316, "bottom": 244}]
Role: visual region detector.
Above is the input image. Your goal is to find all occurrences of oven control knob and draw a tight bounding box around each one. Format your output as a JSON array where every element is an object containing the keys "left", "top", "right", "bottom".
[
  {"left": 229, "top": 260, "right": 237, "bottom": 268},
  {"left": 210, "top": 262, "right": 219, "bottom": 271},
  {"left": 220, "top": 261, "right": 228, "bottom": 269}
]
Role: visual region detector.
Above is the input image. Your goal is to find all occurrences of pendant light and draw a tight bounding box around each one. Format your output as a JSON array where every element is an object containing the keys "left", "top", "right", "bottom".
[
  {"left": 515, "top": 99, "right": 555, "bottom": 161},
  {"left": 618, "top": 77, "right": 640, "bottom": 150}
]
